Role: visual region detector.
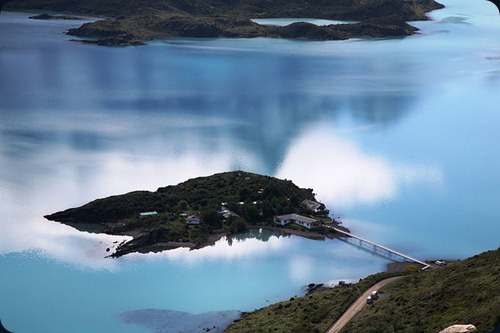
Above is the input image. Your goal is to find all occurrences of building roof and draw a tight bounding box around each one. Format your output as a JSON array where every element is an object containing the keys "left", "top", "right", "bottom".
[
  {"left": 275, "top": 213, "right": 318, "bottom": 224},
  {"left": 186, "top": 214, "right": 201, "bottom": 224},
  {"left": 302, "top": 199, "right": 324, "bottom": 211},
  {"left": 139, "top": 211, "right": 158, "bottom": 216}
]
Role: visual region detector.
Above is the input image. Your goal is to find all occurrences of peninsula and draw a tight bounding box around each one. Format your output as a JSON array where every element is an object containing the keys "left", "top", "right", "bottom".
[
  {"left": 45, "top": 171, "right": 342, "bottom": 257},
  {"left": 5, "top": 0, "right": 444, "bottom": 45}
]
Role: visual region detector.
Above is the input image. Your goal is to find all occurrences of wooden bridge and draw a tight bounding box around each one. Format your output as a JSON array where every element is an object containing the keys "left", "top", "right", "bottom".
[{"left": 330, "top": 226, "right": 430, "bottom": 269}]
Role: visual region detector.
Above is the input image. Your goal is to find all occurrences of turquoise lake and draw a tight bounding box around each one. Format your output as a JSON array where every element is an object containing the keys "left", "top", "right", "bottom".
[{"left": 1, "top": 0, "right": 500, "bottom": 332}]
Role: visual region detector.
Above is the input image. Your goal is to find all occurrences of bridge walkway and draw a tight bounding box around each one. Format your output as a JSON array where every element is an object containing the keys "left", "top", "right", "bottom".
[{"left": 329, "top": 226, "right": 430, "bottom": 269}]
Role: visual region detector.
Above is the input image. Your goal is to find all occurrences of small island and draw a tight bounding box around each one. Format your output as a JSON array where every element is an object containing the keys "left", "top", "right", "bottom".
[
  {"left": 45, "top": 171, "right": 345, "bottom": 257},
  {"left": 5, "top": 0, "right": 444, "bottom": 46}
]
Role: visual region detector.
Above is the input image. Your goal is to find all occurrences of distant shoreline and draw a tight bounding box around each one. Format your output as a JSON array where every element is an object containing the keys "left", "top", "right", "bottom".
[{"left": 5, "top": 0, "right": 444, "bottom": 46}]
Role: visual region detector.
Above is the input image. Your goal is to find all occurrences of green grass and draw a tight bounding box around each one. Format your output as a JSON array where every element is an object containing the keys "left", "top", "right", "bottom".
[
  {"left": 225, "top": 249, "right": 500, "bottom": 333},
  {"left": 342, "top": 249, "right": 500, "bottom": 333},
  {"left": 225, "top": 271, "right": 404, "bottom": 333}
]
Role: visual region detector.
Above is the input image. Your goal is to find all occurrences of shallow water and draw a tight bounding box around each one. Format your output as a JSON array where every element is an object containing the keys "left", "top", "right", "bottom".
[{"left": 1, "top": 1, "right": 500, "bottom": 332}]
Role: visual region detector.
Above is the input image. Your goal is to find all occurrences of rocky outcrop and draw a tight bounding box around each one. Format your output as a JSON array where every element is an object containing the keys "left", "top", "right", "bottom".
[
  {"left": 67, "top": 13, "right": 268, "bottom": 42},
  {"left": 439, "top": 325, "right": 477, "bottom": 333},
  {"left": 67, "top": 11, "right": 421, "bottom": 46}
]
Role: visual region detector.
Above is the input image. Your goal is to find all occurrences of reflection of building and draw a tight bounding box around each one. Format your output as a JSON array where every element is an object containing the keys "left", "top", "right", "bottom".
[
  {"left": 301, "top": 199, "right": 329, "bottom": 215},
  {"left": 186, "top": 214, "right": 202, "bottom": 225},
  {"left": 274, "top": 213, "right": 320, "bottom": 229}
]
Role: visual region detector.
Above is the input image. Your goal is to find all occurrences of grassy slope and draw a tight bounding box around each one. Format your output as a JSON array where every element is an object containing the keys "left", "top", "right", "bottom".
[
  {"left": 225, "top": 271, "right": 405, "bottom": 333},
  {"left": 225, "top": 249, "right": 500, "bottom": 333},
  {"left": 342, "top": 249, "right": 500, "bottom": 333}
]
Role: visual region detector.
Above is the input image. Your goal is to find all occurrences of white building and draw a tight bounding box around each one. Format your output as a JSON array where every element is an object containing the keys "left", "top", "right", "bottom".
[
  {"left": 274, "top": 213, "right": 320, "bottom": 229},
  {"left": 139, "top": 211, "right": 158, "bottom": 218}
]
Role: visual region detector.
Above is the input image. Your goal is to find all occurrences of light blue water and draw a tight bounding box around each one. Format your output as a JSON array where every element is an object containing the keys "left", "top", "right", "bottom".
[
  {"left": 251, "top": 18, "right": 355, "bottom": 26},
  {"left": 1, "top": 1, "right": 500, "bottom": 332}
]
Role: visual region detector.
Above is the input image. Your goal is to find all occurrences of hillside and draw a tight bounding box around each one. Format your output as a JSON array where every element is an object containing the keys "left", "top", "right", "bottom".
[
  {"left": 224, "top": 248, "right": 500, "bottom": 333},
  {"left": 45, "top": 171, "right": 336, "bottom": 256},
  {"left": 342, "top": 249, "right": 500, "bottom": 333},
  {"left": 4, "top": 0, "right": 444, "bottom": 45}
]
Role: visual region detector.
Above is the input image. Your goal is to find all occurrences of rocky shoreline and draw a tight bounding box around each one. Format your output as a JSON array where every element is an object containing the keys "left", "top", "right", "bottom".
[
  {"left": 66, "top": 12, "right": 421, "bottom": 46},
  {"left": 5, "top": 0, "right": 444, "bottom": 46}
]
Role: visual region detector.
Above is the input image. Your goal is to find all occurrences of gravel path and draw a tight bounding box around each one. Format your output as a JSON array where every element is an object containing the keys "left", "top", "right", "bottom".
[{"left": 326, "top": 276, "right": 403, "bottom": 333}]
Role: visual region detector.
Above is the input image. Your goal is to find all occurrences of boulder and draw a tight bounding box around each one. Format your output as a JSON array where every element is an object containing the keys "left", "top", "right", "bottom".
[{"left": 439, "top": 324, "right": 477, "bottom": 333}]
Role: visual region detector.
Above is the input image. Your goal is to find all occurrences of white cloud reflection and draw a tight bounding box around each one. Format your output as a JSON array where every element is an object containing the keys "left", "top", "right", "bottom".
[
  {"left": 0, "top": 110, "right": 442, "bottom": 270},
  {"left": 0, "top": 111, "right": 259, "bottom": 269},
  {"left": 288, "top": 255, "right": 314, "bottom": 283},
  {"left": 276, "top": 125, "right": 443, "bottom": 208},
  {"left": 123, "top": 232, "right": 289, "bottom": 264}
]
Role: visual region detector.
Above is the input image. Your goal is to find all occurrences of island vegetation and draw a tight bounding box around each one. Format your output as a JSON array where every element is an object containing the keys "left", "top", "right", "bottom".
[
  {"left": 4, "top": 0, "right": 444, "bottom": 45},
  {"left": 225, "top": 248, "right": 500, "bottom": 333},
  {"left": 45, "top": 171, "right": 341, "bottom": 257}
]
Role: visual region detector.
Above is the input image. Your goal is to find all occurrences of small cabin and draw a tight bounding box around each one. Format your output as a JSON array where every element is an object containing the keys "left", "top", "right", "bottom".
[{"left": 186, "top": 214, "right": 202, "bottom": 225}]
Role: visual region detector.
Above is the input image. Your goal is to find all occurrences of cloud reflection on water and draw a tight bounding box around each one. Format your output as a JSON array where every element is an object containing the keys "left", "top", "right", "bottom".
[
  {"left": 0, "top": 115, "right": 443, "bottom": 269},
  {"left": 0, "top": 14, "right": 444, "bottom": 269},
  {"left": 277, "top": 124, "right": 444, "bottom": 209}
]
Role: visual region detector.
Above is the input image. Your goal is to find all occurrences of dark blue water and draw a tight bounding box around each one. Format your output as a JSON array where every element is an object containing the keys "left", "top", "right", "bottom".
[{"left": 1, "top": 1, "right": 500, "bottom": 332}]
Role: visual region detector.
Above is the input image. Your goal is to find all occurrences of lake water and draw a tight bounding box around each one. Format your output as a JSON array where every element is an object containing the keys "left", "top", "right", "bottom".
[{"left": 1, "top": 1, "right": 500, "bottom": 332}]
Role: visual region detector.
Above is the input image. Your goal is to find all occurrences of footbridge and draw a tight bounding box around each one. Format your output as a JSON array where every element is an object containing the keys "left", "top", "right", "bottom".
[{"left": 330, "top": 227, "right": 430, "bottom": 269}]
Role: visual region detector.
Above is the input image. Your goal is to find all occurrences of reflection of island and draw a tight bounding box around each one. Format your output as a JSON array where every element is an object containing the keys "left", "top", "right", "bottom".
[
  {"left": 5, "top": 0, "right": 444, "bottom": 45},
  {"left": 0, "top": 19, "right": 422, "bottom": 177},
  {"left": 29, "top": 13, "right": 82, "bottom": 20},
  {"left": 45, "top": 171, "right": 342, "bottom": 257}
]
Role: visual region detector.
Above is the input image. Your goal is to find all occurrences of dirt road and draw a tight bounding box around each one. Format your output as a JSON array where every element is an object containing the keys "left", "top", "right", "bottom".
[{"left": 326, "top": 276, "right": 402, "bottom": 333}]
